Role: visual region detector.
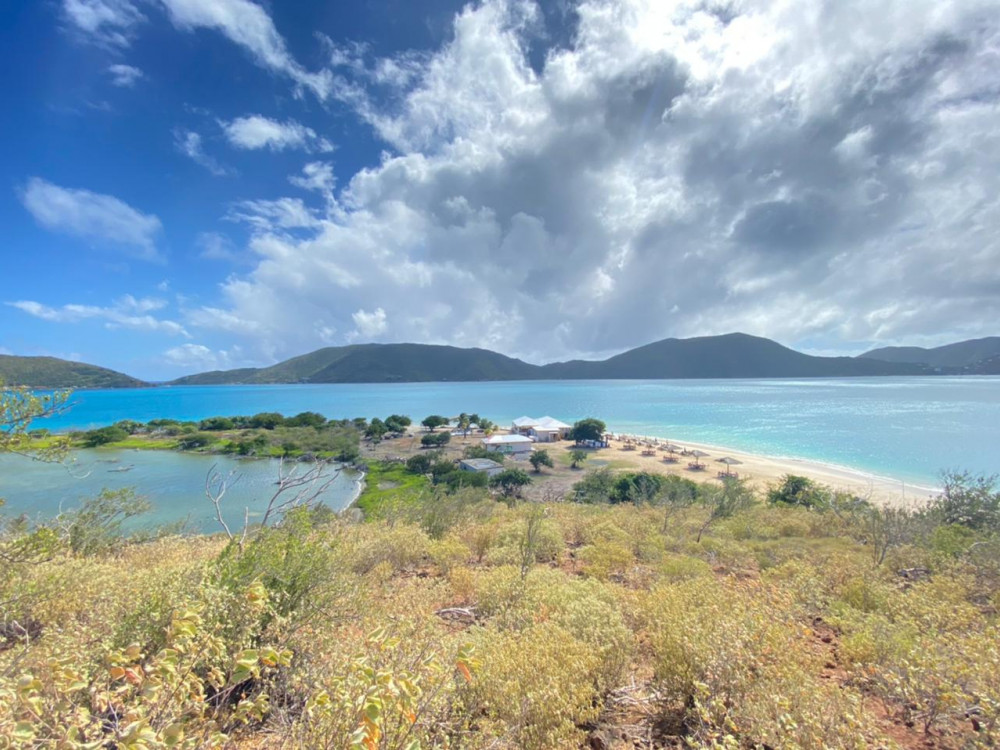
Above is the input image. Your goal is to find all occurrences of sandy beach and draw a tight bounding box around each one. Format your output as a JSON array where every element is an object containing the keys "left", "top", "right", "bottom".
[{"left": 587, "top": 433, "right": 939, "bottom": 507}]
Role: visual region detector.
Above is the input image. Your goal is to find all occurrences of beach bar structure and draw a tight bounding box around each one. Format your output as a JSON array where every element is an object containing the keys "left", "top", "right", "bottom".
[
  {"left": 482, "top": 433, "right": 534, "bottom": 457},
  {"left": 458, "top": 458, "right": 504, "bottom": 477},
  {"left": 510, "top": 416, "right": 572, "bottom": 442}
]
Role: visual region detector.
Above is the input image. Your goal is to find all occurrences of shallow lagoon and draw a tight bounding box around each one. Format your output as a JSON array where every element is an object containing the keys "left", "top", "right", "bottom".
[{"left": 0, "top": 449, "right": 362, "bottom": 533}]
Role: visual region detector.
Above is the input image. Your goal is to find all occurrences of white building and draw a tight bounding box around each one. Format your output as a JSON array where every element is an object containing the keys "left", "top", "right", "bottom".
[
  {"left": 458, "top": 458, "right": 504, "bottom": 476},
  {"left": 482, "top": 433, "right": 534, "bottom": 457},
  {"left": 510, "top": 416, "right": 572, "bottom": 442}
]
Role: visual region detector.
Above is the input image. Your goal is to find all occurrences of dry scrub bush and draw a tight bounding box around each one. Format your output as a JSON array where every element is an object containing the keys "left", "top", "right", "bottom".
[
  {"left": 642, "top": 577, "right": 886, "bottom": 748},
  {"left": 428, "top": 537, "right": 471, "bottom": 575},
  {"left": 351, "top": 523, "right": 431, "bottom": 575},
  {"left": 484, "top": 517, "right": 562, "bottom": 568},
  {"left": 471, "top": 566, "right": 633, "bottom": 690},
  {"left": 291, "top": 626, "right": 472, "bottom": 750},
  {"left": 458, "top": 622, "right": 601, "bottom": 749},
  {"left": 1, "top": 580, "right": 289, "bottom": 748}
]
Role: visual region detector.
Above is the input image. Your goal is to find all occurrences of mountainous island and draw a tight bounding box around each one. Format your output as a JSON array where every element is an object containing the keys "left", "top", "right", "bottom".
[
  {"left": 3, "top": 333, "right": 998, "bottom": 389},
  {"left": 0, "top": 354, "right": 146, "bottom": 389}
]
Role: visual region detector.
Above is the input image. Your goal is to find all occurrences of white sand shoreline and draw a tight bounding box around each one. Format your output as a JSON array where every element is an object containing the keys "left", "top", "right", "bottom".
[{"left": 604, "top": 429, "right": 942, "bottom": 505}]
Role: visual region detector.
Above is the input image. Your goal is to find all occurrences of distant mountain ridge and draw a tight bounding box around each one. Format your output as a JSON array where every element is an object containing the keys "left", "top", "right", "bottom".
[
  {"left": 0, "top": 355, "right": 146, "bottom": 389},
  {"left": 171, "top": 333, "right": 931, "bottom": 385},
  {"left": 860, "top": 337, "right": 1000, "bottom": 373},
  {"left": 5, "top": 333, "right": 997, "bottom": 389}
]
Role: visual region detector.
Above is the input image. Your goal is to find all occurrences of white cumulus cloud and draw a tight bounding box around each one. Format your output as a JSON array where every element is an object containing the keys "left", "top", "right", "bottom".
[
  {"left": 178, "top": 0, "right": 1000, "bottom": 363},
  {"left": 7, "top": 295, "right": 189, "bottom": 337},
  {"left": 221, "top": 115, "right": 333, "bottom": 152},
  {"left": 20, "top": 178, "right": 163, "bottom": 261},
  {"left": 174, "top": 129, "right": 231, "bottom": 176},
  {"left": 158, "top": 0, "right": 333, "bottom": 99},
  {"left": 61, "top": 0, "right": 144, "bottom": 48},
  {"left": 108, "top": 63, "right": 143, "bottom": 86}
]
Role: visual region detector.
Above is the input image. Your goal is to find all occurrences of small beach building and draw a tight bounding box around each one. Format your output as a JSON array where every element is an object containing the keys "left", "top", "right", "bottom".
[
  {"left": 510, "top": 416, "right": 572, "bottom": 442},
  {"left": 458, "top": 458, "right": 504, "bottom": 477},
  {"left": 482, "top": 434, "right": 534, "bottom": 457}
]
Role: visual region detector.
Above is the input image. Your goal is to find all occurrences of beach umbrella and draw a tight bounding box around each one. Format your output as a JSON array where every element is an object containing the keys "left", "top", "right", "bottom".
[
  {"left": 688, "top": 449, "right": 710, "bottom": 468},
  {"left": 717, "top": 456, "right": 743, "bottom": 476}
]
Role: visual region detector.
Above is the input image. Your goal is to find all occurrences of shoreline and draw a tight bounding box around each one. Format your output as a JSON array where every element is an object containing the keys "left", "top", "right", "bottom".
[{"left": 597, "top": 430, "right": 941, "bottom": 506}]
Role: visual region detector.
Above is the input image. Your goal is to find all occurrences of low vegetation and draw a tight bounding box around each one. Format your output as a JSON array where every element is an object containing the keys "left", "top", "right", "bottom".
[{"left": 3, "top": 394, "right": 999, "bottom": 749}]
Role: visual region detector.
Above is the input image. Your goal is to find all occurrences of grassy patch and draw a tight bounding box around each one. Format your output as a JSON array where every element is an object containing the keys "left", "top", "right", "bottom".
[{"left": 353, "top": 460, "right": 430, "bottom": 517}]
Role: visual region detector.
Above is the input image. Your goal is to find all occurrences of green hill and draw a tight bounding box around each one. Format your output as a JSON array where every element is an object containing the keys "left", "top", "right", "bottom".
[
  {"left": 859, "top": 336, "right": 1000, "bottom": 371},
  {"left": 539, "top": 333, "right": 924, "bottom": 379},
  {"left": 171, "top": 334, "right": 927, "bottom": 385},
  {"left": 171, "top": 343, "right": 538, "bottom": 384},
  {"left": 0, "top": 355, "right": 146, "bottom": 388}
]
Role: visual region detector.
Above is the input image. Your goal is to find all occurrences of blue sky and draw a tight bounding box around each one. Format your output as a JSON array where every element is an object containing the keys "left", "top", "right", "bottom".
[{"left": 2, "top": 0, "right": 998, "bottom": 380}]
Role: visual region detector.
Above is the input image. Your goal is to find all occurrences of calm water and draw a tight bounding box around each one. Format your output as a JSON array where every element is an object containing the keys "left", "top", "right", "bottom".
[
  {"left": 23, "top": 377, "right": 1000, "bottom": 489},
  {"left": 0, "top": 450, "right": 362, "bottom": 532}
]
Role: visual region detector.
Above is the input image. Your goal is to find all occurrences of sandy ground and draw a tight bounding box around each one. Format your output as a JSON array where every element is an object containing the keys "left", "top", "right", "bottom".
[{"left": 365, "top": 428, "right": 939, "bottom": 508}]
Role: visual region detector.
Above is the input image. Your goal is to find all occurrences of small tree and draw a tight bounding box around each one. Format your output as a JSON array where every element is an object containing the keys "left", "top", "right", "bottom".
[
  {"left": 422, "top": 415, "right": 448, "bottom": 432},
  {"left": 455, "top": 413, "right": 472, "bottom": 438},
  {"left": 570, "top": 418, "right": 606, "bottom": 443},
  {"left": 81, "top": 425, "right": 128, "bottom": 447},
  {"left": 384, "top": 414, "right": 411, "bottom": 434},
  {"left": 0, "top": 384, "right": 71, "bottom": 461},
  {"left": 528, "top": 449, "right": 554, "bottom": 474},
  {"left": 421, "top": 432, "right": 451, "bottom": 448},
  {"left": 285, "top": 411, "right": 326, "bottom": 428},
  {"left": 697, "top": 477, "right": 756, "bottom": 542},
  {"left": 178, "top": 432, "right": 214, "bottom": 450},
  {"left": 250, "top": 412, "right": 285, "bottom": 430},
  {"left": 366, "top": 418, "right": 388, "bottom": 443},
  {"left": 572, "top": 468, "right": 617, "bottom": 504},
  {"left": 658, "top": 475, "right": 699, "bottom": 532},
  {"left": 490, "top": 468, "right": 532, "bottom": 501},
  {"left": 569, "top": 449, "right": 588, "bottom": 469},
  {"left": 767, "top": 474, "right": 830, "bottom": 509},
  {"left": 931, "top": 471, "right": 1000, "bottom": 531},
  {"left": 406, "top": 453, "right": 434, "bottom": 474}
]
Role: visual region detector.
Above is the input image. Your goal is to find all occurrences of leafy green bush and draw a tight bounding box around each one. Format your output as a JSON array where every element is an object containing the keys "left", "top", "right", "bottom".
[
  {"left": 420, "top": 432, "right": 450, "bottom": 448},
  {"left": 80, "top": 425, "right": 128, "bottom": 446}
]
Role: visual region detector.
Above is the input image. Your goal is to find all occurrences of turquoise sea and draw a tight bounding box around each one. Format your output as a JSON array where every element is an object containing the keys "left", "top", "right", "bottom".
[{"left": 27, "top": 377, "right": 1000, "bottom": 486}]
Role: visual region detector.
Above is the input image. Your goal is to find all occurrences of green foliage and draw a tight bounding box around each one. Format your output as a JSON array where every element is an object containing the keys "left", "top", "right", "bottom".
[
  {"left": 177, "top": 432, "right": 214, "bottom": 450},
  {"left": 284, "top": 411, "right": 327, "bottom": 428},
  {"left": 420, "top": 414, "right": 448, "bottom": 431},
  {"left": 569, "top": 448, "right": 588, "bottom": 468},
  {"left": 489, "top": 468, "right": 532, "bottom": 499},
  {"left": 570, "top": 417, "right": 606, "bottom": 442},
  {"left": 80, "top": 425, "right": 129, "bottom": 447},
  {"left": 462, "top": 444, "right": 503, "bottom": 462},
  {"left": 420, "top": 431, "right": 450, "bottom": 448},
  {"left": 353, "top": 461, "right": 430, "bottom": 517},
  {"left": 61, "top": 488, "right": 152, "bottom": 556},
  {"left": 365, "top": 417, "right": 388, "bottom": 442},
  {"left": 932, "top": 471, "right": 1000, "bottom": 531},
  {"left": 198, "top": 416, "right": 235, "bottom": 431},
  {"left": 767, "top": 474, "right": 831, "bottom": 508},
  {"left": 405, "top": 452, "right": 433, "bottom": 474},
  {"left": 572, "top": 468, "right": 618, "bottom": 503},
  {"left": 697, "top": 477, "right": 757, "bottom": 542},
  {"left": 0, "top": 385, "right": 72, "bottom": 460},
  {"left": 249, "top": 412, "right": 285, "bottom": 429},
  {"left": 444, "top": 470, "right": 488, "bottom": 490},
  {"left": 611, "top": 470, "right": 665, "bottom": 504},
  {"left": 383, "top": 414, "right": 411, "bottom": 433},
  {"left": 528, "top": 449, "right": 553, "bottom": 473}
]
